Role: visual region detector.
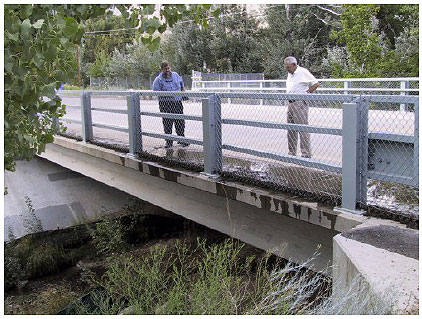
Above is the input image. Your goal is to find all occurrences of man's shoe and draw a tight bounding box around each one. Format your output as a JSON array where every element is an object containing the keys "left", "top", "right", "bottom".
[
  {"left": 301, "top": 154, "right": 311, "bottom": 159},
  {"left": 177, "top": 142, "right": 190, "bottom": 147},
  {"left": 288, "top": 152, "right": 296, "bottom": 157}
]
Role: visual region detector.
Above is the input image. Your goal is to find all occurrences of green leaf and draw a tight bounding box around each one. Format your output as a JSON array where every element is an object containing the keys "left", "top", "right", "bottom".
[
  {"left": 33, "top": 52, "right": 45, "bottom": 68},
  {"left": 23, "top": 134, "right": 36, "bottom": 144},
  {"left": 44, "top": 133, "right": 54, "bottom": 144},
  {"left": 212, "top": 8, "right": 221, "bottom": 18},
  {"left": 44, "top": 44, "right": 57, "bottom": 60},
  {"left": 157, "top": 24, "right": 167, "bottom": 34},
  {"left": 41, "top": 83, "right": 57, "bottom": 100},
  {"left": 32, "top": 19, "right": 44, "bottom": 29},
  {"left": 148, "top": 37, "right": 160, "bottom": 51},
  {"left": 141, "top": 36, "right": 150, "bottom": 45},
  {"left": 19, "top": 5, "right": 33, "bottom": 20},
  {"left": 4, "top": 54, "right": 13, "bottom": 73},
  {"left": 64, "top": 43, "right": 77, "bottom": 54},
  {"left": 60, "top": 37, "right": 69, "bottom": 45},
  {"left": 146, "top": 25, "right": 156, "bottom": 35},
  {"left": 21, "top": 19, "right": 32, "bottom": 38},
  {"left": 6, "top": 31, "right": 19, "bottom": 42},
  {"left": 56, "top": 15, "right": 66, "bottom": 29},
  {"left": 63, "top": 18, "right": 79, "bottom": 37}
]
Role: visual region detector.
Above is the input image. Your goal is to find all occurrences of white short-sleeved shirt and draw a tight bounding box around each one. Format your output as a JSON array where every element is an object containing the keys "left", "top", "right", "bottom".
[{"left": 286, "top": 66, "right": 318, "bottom": 94}]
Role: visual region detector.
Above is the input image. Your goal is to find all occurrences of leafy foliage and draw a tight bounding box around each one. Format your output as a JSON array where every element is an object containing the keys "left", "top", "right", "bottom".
[
  {"left": 106, "top": 40, "right": 163, "bottom": 78},
  {"left": 162, "top": 5, "right": 264, "bottom": 75},
  {"left": 4, "top": 4, "right": 108, "bottom": 172},
  {"left": 260, "top": 4, "right": 339, "bottom": 78},
  {"left": 330, "top": 4, "right": 419, "bottom": 77},
  {"left": 4, "top": 4, "right": 219, "bottom": 172}
]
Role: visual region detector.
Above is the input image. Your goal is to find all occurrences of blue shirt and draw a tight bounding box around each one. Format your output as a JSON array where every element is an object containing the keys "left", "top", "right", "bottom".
[{"left": 152, "top": 71, "right": 184, "bottom": 101}]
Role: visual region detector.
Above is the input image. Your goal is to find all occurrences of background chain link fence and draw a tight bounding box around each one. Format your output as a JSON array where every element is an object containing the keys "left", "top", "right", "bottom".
[
  {"left": 57, "top": 86, "right": 418, "bottom": 220},
  {"left": 90, "top": 75, "right": 193, "bottom": 90}
]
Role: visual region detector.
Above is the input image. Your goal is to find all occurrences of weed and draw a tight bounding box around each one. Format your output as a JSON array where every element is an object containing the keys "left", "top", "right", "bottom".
[
  {"left": 89, "top": 215, "right": 127, "bottom": 256},
  {"left": 4, "top": 254, "right": 26, "bottom": 291},
  {"left": 5, "top": 283, "right": 81, "bottom": 315},
  {"left": 20, "top": 196, "right": 43, "bottom": 234},
  {"left": 5, "top": 235, "right": 71, "bottom": 291},
  {"left": 69, "top": 237, "right": 399, "bottom": 315}
]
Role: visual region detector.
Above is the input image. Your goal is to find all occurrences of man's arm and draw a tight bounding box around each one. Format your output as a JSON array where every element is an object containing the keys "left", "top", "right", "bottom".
[
  {"left": 307, "top": 82, "right": 319, "bottom": 93},
  {"left": 152, "top": 77, "right": 161, "bottom": 91}
]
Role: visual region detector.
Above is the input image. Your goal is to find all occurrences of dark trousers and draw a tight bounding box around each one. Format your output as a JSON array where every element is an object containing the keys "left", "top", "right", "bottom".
[{"left": 159, "top": 100, "right": 185, "bottom": 146}]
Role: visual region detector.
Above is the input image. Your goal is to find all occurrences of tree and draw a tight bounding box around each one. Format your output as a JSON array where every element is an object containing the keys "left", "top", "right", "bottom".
[
  {"left": 5, "top": 4, "right": 109, "bottom": 172},
  {"left": 4, "top": 4, "right": 220, "bottom": 172},
  {"left": 80, "top": 14, "right": 137, "bottom": 85},
  {"left": 162, "top": 5, "right": 263, "bottom": 75},
  {"left": 105, "top": 40, "right": 163, "bottom": 80},
  {"left": 329, "top": 4, "right": 418, "bottom": 77},
  {"left": 261, "top": 4, "right": 338, "bottom": 78}
]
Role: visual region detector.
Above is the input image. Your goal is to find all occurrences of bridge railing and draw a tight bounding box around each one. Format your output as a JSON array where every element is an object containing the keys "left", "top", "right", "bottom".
[
  {"left": 56, "top": 90, "right": 418, "bottom": 215},
  {"left": 192, "top": 77, "right": 419, "bottom": 112}
]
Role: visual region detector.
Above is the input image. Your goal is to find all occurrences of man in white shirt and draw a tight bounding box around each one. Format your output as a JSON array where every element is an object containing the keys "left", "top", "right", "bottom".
[{"left": 284, "top": 56, "right": 319, "bottom": 158}]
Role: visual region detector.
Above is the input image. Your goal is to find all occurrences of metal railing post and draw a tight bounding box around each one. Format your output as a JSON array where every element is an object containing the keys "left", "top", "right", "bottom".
[
  {"left": 227, "top": 82, "right": 231, "bottom": 104},
  {"left": 52, "top": 117, "right": 59, "bottom": 133},
  {"left": 344, "top": 81, "right": 351, "bottom": 95},
  {"left": 400, "top": 80, "right": 409, "bottom": 111},
  {"left": 413, "top": 100, "right": 419, "bottom": 186},
  {"left": 341, "top": 99, "right": 365, "bottom": 211},
  {"left": 81, "top": 92, "right": 93, "bottom": 142},
  {"left": 127, "top": 93, "right": 142, "bottom": 155},
  {"left": 202, "top": 94, "right": 222, "bottom": 175},
  {"left": 260, "top": 82, "right": 264, "bottom": 106}
]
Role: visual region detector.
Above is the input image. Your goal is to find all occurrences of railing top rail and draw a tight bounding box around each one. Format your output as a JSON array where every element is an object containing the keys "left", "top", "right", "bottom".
[
  {"left": 192, "top": 77, "right": 419, "bottom": 83},
  {"left": 193, "top": 87, "right": 419, "bottom": 92},
  {"left": 58, "top": 90, "right": 216, "bottom": 98},
  {"left": 362, "top": 95, "right": 419, "bottom": 103},
  {"left": 58, "top": 90, "right": 419, "bottom": 103}
]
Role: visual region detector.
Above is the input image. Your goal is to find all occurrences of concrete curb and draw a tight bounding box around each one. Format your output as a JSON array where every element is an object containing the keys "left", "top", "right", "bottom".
[{"left": 333, "top": 222, "right": 419, "bottom": 314}]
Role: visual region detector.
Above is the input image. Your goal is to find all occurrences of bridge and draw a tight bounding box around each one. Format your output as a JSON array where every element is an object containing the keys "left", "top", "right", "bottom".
[{"left": 11, "top": 89, "right": 421, "bottom": 313}]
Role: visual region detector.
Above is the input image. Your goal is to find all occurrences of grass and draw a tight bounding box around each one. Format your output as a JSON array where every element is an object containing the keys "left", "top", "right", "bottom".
[
  {"left": 5, "top": 283, "right": 80, "bottom": 315},
  {"left": 5, "top": 206, "right": 400, "bottom": 315},
  {"left": 65, "top": 238, "right": 394, "bottom": 315}
]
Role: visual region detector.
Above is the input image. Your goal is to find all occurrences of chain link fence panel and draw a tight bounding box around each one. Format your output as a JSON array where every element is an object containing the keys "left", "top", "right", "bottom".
[
  {"left": 217, "top": 92, "right": 347, "bottom": 205},
  {"left": 363, "top": 95, "right": 418, "bottom": 219},
  {"left": 137, "top": 91, "right": 205, "bottom": 171},
  {"left": 57, "top": 91, "right": 84, "bottom": 140}
]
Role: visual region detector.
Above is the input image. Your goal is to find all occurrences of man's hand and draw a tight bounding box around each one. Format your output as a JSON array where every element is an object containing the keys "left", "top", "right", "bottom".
[{"left": 307, "top": 82, "right": 320, "bottom": 93}]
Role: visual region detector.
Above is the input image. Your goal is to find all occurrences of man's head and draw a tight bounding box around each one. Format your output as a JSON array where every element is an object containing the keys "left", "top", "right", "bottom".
[
  {"left": 161, "top": 61, "right": 171, "bottom": 77},
  {"left": 284, "top": 56, "right": 298, "bottom": 74}
]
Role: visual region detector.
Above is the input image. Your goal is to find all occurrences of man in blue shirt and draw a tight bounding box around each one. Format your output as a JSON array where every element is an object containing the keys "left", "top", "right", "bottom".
[{"left": 153, "top": 61, "right": 188, "bottom": 148}]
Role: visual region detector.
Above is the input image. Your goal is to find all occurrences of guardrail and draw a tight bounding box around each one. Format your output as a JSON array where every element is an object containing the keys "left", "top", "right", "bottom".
[{"left": 56, "top": 90, "right": 419, "bottom": 215}]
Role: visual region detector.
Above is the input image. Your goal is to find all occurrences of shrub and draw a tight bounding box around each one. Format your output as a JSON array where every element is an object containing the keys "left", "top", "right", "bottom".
[{"left": 89, "top": 216, "right": 127, "bottom": 256}]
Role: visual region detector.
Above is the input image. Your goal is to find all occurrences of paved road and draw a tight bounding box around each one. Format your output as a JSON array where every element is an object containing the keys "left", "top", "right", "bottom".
[{"left": 59, "top": 94, "right": 415, "bottom": 168}]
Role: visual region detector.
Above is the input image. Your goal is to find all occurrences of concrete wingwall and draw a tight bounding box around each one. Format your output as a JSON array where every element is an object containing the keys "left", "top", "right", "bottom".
[{"left": 37, "top": 136, "right": 418, "bottom": 313}]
